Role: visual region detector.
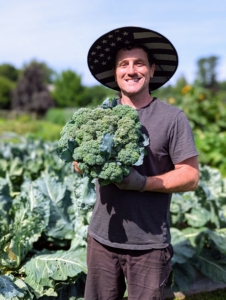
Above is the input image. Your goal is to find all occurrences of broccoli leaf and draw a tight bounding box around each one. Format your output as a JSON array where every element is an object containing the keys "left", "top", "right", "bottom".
[
  {"left": 74, "top": 175, "right": 96, "bottom": 211},
  {"left": 101, "top": 97, "right": 118, "bottom": 109},
  {"left": 68, "top": 139, "right": 78, "bottom": 153},
  {"left": 60, "top": 149, "right": 73, "bottom": 163},
  {"left": 100, "top": 133, "right": 114, "bottom": 159},
  {"left": 133, "top": 134, "right": 149, "bottom": 166},
  {"left": 133, "top": 148, "right": 146, "bottom": 166},
  {"left": 142, "top": 134, "right": 150, "bottom": 146}
]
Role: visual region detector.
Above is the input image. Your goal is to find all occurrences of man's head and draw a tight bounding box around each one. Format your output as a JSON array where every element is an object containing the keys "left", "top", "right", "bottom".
[
  {"left": 113, "top": 46, "right": 155, "bottom": 97},
  {"left": 87, "top": 26, "right": 178, "bottom": 91}
]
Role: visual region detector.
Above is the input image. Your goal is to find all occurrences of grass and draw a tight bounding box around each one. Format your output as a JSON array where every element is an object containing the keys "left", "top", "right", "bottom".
[
  {"left": 0, "top": 117, "right": 62, "bottom": 141},
  {"left": 173, "top": 288, "right": 226, "bottom": 300}
]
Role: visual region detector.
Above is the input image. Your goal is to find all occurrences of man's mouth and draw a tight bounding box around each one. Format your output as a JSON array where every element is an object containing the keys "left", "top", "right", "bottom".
[{"left": 125, "top": 78, "right": 140, "bottom": 82}]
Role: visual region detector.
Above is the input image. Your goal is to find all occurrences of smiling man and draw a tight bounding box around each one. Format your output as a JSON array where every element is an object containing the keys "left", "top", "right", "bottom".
[{"left": 76, "top": 26, "right": 199, "bottom": 300}]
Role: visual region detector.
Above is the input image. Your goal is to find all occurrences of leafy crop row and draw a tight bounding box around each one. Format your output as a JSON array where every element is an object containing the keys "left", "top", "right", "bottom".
[{"left": 1, "top": 137, "right": 226, "bottom": 299}]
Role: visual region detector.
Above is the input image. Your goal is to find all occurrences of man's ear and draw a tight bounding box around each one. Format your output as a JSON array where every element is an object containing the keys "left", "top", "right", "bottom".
[{"left": 150, "top": 64, "right": 155, "bottom": 78}]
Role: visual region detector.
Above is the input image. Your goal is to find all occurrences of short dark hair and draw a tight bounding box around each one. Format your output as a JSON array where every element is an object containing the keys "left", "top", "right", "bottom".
[{"left": 111, "top": 43, "right": 155, "bottom": 69}]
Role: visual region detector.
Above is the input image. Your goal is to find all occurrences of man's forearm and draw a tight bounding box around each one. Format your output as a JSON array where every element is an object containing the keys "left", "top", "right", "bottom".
[
  {"left": 143, "top": 164, "right": 199, "bottom": 193},
  {"left": 143, "top": 156, "right": 199, "bottom": 193}
]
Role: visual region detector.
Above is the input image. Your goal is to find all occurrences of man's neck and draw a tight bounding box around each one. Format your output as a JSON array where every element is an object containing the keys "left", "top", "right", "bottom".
[{"left": 121, "top": 93, "right": 153, "bottom": 109}]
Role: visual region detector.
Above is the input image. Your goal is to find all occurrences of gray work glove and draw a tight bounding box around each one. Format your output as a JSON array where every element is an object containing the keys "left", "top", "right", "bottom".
[{"left": 114, "top": 168, "right": 147, "bottom": 192}]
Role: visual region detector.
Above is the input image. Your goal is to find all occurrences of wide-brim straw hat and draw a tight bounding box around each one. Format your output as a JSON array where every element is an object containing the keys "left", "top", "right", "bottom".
[{"left": 87, "top": 26, "right": 179, "bottom": 91}]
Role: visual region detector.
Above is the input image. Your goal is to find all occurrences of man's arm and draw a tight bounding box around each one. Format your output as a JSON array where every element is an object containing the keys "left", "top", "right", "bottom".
[
  {"left": 144, "top": 156, "right": 199, "bottom": 193},
  {"left": 74, "top": 156, "right": 199, "bottom": 193}
]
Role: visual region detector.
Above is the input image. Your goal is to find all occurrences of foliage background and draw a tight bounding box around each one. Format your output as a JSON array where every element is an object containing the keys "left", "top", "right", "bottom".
[
  {"left": 0, "top": 55, "right": 226, "bottom": 299},
  {"left": 1, "top": 56, "right": 226, "bottom": 176}
]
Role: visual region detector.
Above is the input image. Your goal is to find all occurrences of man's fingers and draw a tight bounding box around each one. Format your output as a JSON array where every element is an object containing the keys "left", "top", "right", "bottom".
[{"left": 73, "top": 161, "right": 83, "bottom": 174}]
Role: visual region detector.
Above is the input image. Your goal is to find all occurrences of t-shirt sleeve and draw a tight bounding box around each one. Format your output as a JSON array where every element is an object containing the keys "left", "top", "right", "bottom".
[{"left": 169, "top": 111, "right": 199, "bottom": 164}]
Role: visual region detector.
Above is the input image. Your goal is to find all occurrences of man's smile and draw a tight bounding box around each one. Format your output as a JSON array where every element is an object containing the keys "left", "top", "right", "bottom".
[{"left": 125, "top": 78, "right": 141, "bottom": 82}]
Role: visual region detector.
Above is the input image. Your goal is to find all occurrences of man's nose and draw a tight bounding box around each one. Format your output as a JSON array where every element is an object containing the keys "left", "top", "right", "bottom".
[{"left": 127, "top": 63, "right": 136, "bottom": 75}]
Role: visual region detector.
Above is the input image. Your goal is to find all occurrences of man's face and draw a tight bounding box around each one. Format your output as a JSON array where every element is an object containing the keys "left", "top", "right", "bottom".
[{"left": 114, "top": 48, "right": 155, "bottom": 97}]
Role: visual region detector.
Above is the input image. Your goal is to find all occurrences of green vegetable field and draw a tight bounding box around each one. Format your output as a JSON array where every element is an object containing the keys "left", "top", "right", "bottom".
[{"left": 1, "top": 135, "right": 226, "bottom": 299}]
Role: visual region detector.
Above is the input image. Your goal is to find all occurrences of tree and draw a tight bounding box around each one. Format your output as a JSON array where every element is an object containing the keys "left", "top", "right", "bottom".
[
  {"left": 0, "top": 76, "right": 15, "bottom": 109},
  {"left": 219, "top": 81, "right": 226, "bottom": 91},
  {"left": 0, "top": 63, "right": 19, "bottom": 82},
  {"left": 52, "top": 69, "right": 117, "bottom": 108},
  {"left": 12, "top": 61, "right": 54, "bottom": 114},
  {"left": 23, "top": 60, "right": 57, "bottom": 84},
  {"left": 51, "top": 70, "right": 86, "bottom": 108},
  {"left": 81, "top": 85, "right": 117, "bottom": 107},
  {"left": 195, "top": 56, "right": 220, "bottom": 90}
]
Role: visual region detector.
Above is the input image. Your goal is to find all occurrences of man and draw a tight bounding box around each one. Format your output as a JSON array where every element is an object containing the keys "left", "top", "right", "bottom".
[{"left": 74, "top": 26, "right": 199, "bottom": 300}]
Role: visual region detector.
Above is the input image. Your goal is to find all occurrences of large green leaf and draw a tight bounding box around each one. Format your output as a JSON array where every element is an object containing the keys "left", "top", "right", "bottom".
[
  {"left": 192, "top": 249, "right": 226, "bottom": 283},
  {"left": 0, "top": 192, "right": 45, "bottom": 269},
  {"left": 184, "top": 228, "right": 226, "bottom": 256},
  {"left": 21, "top": 248, "right": 87, "bottom": 299},
  {"left": 171, "top": 262, "right": 195, "bottom": 292},
  {"left": 39, "top": 274, "right": 86, "bottom": 300},
  {"left": 185, "top": 207, "right": 210, "bottom": 227},
  {"left": 0, "top": 275, "right": 33, "bottom": 300},
  {"left": 171, "top": 228, "right": 195, "bottom": 264},
  {"left": 36, "top": 174, "right": 74, "bottom": 240},
  {"left": 171, "top": 192, "right": 197, "bottom": 213},
  {"left": 199, "top": 165, "right": 224, "bottom": 198},
  {"left": 0, "top": 178, "right": 12, "bottom": 232},
  {"left": 21, "top": 179, "right": 50, "bottom": 228},
  {"left": 170, "top": 192, "right": 197, "bottom": 226},
  {"left": 182, "top": 227, "right": 207, "bottom": 247},
  {"left": 203, "top": 228, "right": 226, "bottom": 255},
  {"left": 73, "top": 175, "right": 96, "bottom": 212}
]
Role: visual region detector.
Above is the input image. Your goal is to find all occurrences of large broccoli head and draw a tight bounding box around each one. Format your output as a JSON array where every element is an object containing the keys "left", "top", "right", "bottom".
[{"left": 57, "top": 100, "right": 148, "bottom": 185}]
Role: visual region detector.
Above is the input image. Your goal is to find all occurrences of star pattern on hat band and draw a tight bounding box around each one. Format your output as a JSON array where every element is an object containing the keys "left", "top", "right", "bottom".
[{"left": 89, "top": 29, "right": 131, "bottom": 71}]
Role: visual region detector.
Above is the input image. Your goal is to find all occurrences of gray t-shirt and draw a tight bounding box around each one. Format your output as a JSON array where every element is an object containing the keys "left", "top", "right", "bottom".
[{"left": 88, "top": 98, "right": 198, "bottom": 250}]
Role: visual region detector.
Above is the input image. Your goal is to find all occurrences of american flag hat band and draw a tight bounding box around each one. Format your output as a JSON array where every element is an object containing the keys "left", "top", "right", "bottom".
[{"left": 87, "top": 26, "right": 179, "bottom": 91}]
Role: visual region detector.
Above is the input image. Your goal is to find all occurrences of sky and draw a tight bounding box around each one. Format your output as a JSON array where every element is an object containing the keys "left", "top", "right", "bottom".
[{"left": 0, "top": 0, "right": 225, "bottom": 87}]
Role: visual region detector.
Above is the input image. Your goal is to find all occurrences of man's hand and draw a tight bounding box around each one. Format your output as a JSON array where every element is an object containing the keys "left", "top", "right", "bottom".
[
  {"left": 114, "top": 168, "right": 147, "bottom": 192},
  {"left": 73, "top": 161, "right": 83, "bottom": 174}
]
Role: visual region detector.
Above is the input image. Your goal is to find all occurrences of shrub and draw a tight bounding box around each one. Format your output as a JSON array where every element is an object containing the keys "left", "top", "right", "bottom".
[{"left": 45, "top": 107, "right": 75, "bottom": 126}]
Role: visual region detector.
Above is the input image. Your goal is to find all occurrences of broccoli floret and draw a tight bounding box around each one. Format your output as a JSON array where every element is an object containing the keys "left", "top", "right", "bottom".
[
  {"left": 90, "top": 107, "right": 112, "bottom": 120},
  {"left": 71, "top": 108, "right": 91, "bottom": 127},
  {"left": 112, "top": 104, "right": 139, "bottom": 121},
  {"left": 113, "top": 118, "right": 140, "bottom": 147},
  {"left": 99, "top": 161, "right": 124, "bottom": 185},
  {"left": 116, "top": 145, "right": 140, "bottom": 166},
  {"left": 73, "top": 141, "right": 105, "bottom": 167}
]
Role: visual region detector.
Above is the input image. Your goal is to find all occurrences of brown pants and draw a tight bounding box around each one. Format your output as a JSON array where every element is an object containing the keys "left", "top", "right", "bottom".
[{"left": 84, "top": 235, "right": 173, "bottom": 300}]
